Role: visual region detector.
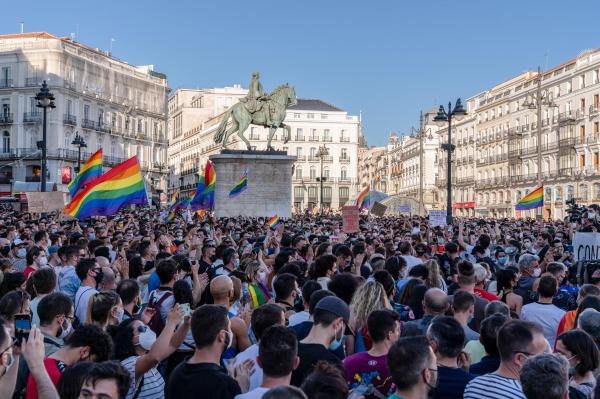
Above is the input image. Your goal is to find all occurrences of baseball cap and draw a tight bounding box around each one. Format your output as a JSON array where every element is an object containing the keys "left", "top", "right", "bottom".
[{"left": 314, "top": 296, "right": 354, "bottom": 336}]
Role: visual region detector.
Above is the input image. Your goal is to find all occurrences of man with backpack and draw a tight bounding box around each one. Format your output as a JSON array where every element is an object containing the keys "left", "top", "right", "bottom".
[{"left": 147, "top": 259, "right": 177, "bottom": 333}]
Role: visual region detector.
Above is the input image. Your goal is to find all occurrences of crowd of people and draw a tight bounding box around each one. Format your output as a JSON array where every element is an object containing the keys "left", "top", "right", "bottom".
[{"left": 0, "top": 206, "right": 600, "bottom": 399}]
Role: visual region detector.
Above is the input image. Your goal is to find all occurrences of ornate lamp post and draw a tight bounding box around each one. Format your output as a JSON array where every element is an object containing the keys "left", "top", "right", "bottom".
[
  {"left": 433, "top": 99, "right": 467, "bottom": 225},
  {"left": 35, "top": 81, "right": 55, "bottom": 192},
  {"left": 316, "top": 145, "right": 329, "bottom": 215},
  {"left": 71, "top": 132, "right": 87, "bottom": 173}
]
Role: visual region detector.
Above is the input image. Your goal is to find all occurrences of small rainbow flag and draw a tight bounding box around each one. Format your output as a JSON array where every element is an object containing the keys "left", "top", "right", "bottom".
[
  {"left": 203, "top": 160, "right": 216, "bottom": 209},
  {"left": 229, "top": 170, "right": 248, "bottom": 198},
  {"left": 267, "top": 215, "right": 280, "bottom": 229},
  {"left": 68, "top": 149, "right": 103, "bottom": 197},
  {"left": 168, "top": 191, "right": 177, "bottom": 207},
  {"left": 247, "top": 282, "right": 271, "bottom": 309},
  {"left": 355, "top": 186, "right": 370, "bottom": 209},
  {"left": 64, "top": 156, "right": 147, "bottom": 220},
  {"left": 515, "top": 186, "right": 544, "bottom": 210}
]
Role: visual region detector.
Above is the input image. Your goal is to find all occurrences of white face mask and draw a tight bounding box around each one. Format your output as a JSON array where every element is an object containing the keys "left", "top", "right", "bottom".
[
  {"left": 59, "top": 319, "right": 73, "bottom": 339},
  {"left": 38, "top": 256, "right": 48, "bottom": 266},
  {"left": 532, "top": 267, "right": 542, "bottom": 277},
  {"left": 136, "top": 325, "right": 157, "bottom": 351}
]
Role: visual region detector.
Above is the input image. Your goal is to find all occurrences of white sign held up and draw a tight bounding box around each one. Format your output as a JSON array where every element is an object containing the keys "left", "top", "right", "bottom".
[
  {"left": 573, "top": 232, "right": 600, "bottom": 261},
  {"left": 428, "top": 210, "right": 447, "bottom": 227}
]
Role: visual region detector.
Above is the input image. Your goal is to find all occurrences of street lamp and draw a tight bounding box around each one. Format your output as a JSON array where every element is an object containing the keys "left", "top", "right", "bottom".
[
  {"left": 316, "top": 145, "right": 329, "bottom": 215},
  {"left": 521, "top": 66, "right": 557, "bottom": 220},
  {"left": 410, "top": 111, "right": 433, "bottom": 216},
  {"left": 35, "top": 81, "right": 55, "bottom": 192},
  {"left": 71, "top": 132, "right": 87, "bottom": 173},
  {"left": 433, "top": 98, "right": 467, "bottom": 225}
]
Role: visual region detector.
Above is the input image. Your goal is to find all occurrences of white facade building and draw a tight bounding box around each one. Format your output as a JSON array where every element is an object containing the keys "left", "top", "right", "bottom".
[
  {"left": 167, "top": 89, "right": 363, "bottom": 211},
  {"left": 0, "top": 32, "right": 168, "bottom": 198}
]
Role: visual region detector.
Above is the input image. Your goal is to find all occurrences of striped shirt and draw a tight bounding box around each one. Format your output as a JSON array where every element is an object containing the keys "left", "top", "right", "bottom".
[
  {"left": 464, "top": 373, "right": 526, "bottom": 399},
  {"left": 121, "top": 356, "right": 165, "bottom": 399}
]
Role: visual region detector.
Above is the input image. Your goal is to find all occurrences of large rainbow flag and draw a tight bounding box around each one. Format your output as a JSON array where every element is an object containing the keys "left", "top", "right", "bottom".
[
  {"left": 515, "top": 186, "right": 544, "bottom": 210},
  {"left": 67, "top": 149, "right": 103, "bottom": 197},
  {"left": 64, "top": 156, "right": 148, "bottom": 220},
  {"left": 355, "top": 186, "right": 370, "bottom": 209}
]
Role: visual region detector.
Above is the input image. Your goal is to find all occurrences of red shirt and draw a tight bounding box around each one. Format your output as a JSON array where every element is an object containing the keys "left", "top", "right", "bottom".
[
  {"left": 474, "top": 288, "right": 499, "bottom": 302},
  {"left": 23, "top": 266, "right": 36, "bottom": 279},
  {"left": 26, "top": 358, "right": 65, "bottom": 399}
]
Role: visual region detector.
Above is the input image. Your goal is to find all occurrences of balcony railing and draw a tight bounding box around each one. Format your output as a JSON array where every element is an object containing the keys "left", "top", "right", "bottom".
[
  {"left": 339, "top": 157, "right": 350, "bottom": 164},
  {"left": 558, "top": 111, "right": 576, "bottom": 123},
  {"left": 340, "top": 137, "right": 350, "bottom": 142},
  {"left": 0, "top": 79, "right": 13, "bottom": 88},
  {"left": 63, "top": 114, "right": 77, "bottom": 125},
  {"left": 322, "top": 136, "right": 332, "bottom": 142},
  {"left": 295, "top": 155, "right": 306, "bottom": 161},
  {"left": 308, "top": 136, "right": 319, "bottom": 142},
  {"left": 96, "top": 123, "right": 110, "bottom": 133},
  {"left": 25, "top": 78, "right": 42, "bottom": 87},
  {"left": 23, "top": 112, "right": 41, "bottom": 123},
  {"left": 295, "top": 136, "right": 305, "bottom": 141},
  {"left": 82, "top": 119, "right": 95, "bottom": 129},
  {"left": 590, "top": 105, "right": 599, "bottom": 115},
  {"left": 0, "top": 114, "right": 13, "bottom": 124}
]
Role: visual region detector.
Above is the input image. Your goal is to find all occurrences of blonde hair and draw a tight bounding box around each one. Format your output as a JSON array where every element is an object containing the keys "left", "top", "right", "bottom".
[
  {"left": 86, "top": 290, "right": 121, "bottom": 328},
  {"left": 350, "top": 281, "right": 391, "bottom": 328},
  {"left": 424, "top": 259, "right": 442, "bottom": 289}
]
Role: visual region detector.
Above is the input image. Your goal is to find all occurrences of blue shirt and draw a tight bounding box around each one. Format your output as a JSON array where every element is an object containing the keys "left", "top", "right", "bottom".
[
  {"left": 469, "top": 355, "right": 501, "bottom": 376},
  {"left": 432, "top": 365, "right": 476, "bottom": 399},
  {"left": 56, "top": 265, "right": 80, "bottom": 302},
  {"left": 148, "top": 272, "right": 161, "bottom": 293}
]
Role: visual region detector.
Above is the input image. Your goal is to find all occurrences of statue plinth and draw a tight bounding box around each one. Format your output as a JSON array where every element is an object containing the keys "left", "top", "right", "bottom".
[{"left": 209, "top": 152, "right": 297, "bottom": 218}]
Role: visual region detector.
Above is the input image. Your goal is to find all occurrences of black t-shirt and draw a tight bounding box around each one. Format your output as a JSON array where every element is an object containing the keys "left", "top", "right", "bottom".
[
  {"left": 291, "top": 343, "right": 343, "bottom": 387},
  {"left": 199, "top": 259, "right": 212, "bottom": 274},
  {"left": 166, "top": 362, "right": 241, "bottom": 399}
]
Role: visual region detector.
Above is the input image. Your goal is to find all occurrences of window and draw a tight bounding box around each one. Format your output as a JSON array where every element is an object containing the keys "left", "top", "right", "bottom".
[
  {"left": 323, "top": 167, "right": 329, "bottom": 178},
  {"left": 2, "top": 131, "right": 9, "bottom": 153},
  {"left": 98, "top": 109, "right": 104, "bottom": 126},
  {"left": 307, "top": 113, "right": 314, "bottom": 119},
  {"left": 296, "top": 147, "right": 303, "bottom": 157},
  {"left": 84, "top": 105, "right": 90, "bottom": 121},
  {"left": 339, "top": 187, "right": 349, "bottom": 203},
  {"left": 296, "top": 128, "right": 303, "bottom": 140},
  {"left": 310, "top": 166, "right": 316, "bottom": 179},
  {"left": 580, "top": 154, "right": 586, "bottom": 168},
  {"left": 250, "top": 127, "right": 259, "bottom": 140},
  {"left": 311, "top": 129, "right": 317, "bottom": 138},
  {"left": 556, "top": 187, "right": 562, "bottom": 201},
  {"left": 66, "top": 100, "right": 72, "bottom": 116},
  {"left": 308, "top": 186, "right": 317, "bottom": 199},
  {"left": 580, "top": 75, "right": 586, "bottom": 89},
  {"left": 567, "top": 185, "right": 575, "bottom": 200},
  {"left": 594, "top": 122, "right": 599, "bottom": 134},
  {"left": 581, "top": 184, "right": 589, "bottom": 201},
  {"left": 29, "top": 97, "right": 36, "bottom": 113},
  {"left": 0, "top": 67, "right": 10, "bottom": 85},
  {"left": 295, "top": 166, "right": 303, "bottom": 179},
  {"left": 324, "top": 129, "right": 330, "bottom": 141},
  {"left": 341, "top": 167, "right": 347, "bottom": 180},
  {"left": 595, "top": 183, "right": 600, "bottom": 200},
  {"left": 294, "top": 186, "right": 304, "bottom": 200},
  {"left": 341, "top": 148, "right": 348, "bottom": 160},
  {"left": 294, "top": 113, "right": 300, "bottom": 118},
  {"left": 310, "top": 147, "right": 316, "bottom": 158},
  {"left": 320, "top": 114, "right": 328, "bottom": 119}
]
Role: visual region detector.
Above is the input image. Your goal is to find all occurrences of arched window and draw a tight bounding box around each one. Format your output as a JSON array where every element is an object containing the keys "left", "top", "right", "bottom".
[
  {"left": 580, "top": 184, "right": 589, "bottom": 201},
  {"left": 556, "top": 187, "right": 563, "bottom": 201},
  {"left": 2, "top": 131, "right": 9, "bottom": 153},
  {"left": 567, "top": 185, "right": 575, "bottom": 200}
]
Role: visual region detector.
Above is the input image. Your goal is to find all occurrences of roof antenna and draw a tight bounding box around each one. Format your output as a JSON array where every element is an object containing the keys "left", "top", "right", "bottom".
[{"left": 20, "top": 21, "right": 24, "bottom": 34}]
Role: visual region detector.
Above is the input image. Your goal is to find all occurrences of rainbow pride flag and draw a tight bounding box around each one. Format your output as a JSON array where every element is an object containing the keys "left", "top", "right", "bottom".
[
  {"left": 515, "top": 186, "right": 544, "bottom": 210},
  {"left": 68, "top": 149, "right": 103, "bottom": 197},
  {"left": 229, "top": 170, "right": 248, "bottom": 198},
  {"left": 267, "top": 215, "right": 280, "bottom": 229},
  {"left": 247, "top": 282, "right": 271, "bottom": 309},
  {"left": 203, "top": 160, "right": 216, "bottom": 209},
  {"left": 355, "top": 186, "right": 370, "bottom": 209},
  {"left": 64, "top": 156, "right": 148, "bottom": 220},
  {"left": 168, "top": 191, "right": 178, "bottom": 207}
]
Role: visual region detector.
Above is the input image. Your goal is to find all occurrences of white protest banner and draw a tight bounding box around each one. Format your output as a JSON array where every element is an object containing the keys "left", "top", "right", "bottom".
[
  {"left": 573, "top": 232, "right": 600, "bottom": 261},
  {"left": 25, "top": 192, "right": 67, "bottom": 213},
  {"left": 428, "top": 210, "right": 447, "bottom": 227}
]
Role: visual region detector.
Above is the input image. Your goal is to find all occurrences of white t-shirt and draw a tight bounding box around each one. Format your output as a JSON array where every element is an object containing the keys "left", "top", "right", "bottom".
[
  {"left": 234, "top": 344, "right": 262, "bottom": 391},
  {"left": 520, "top": 302, "right": 565, "bottom": 348},
  {"left": 234, "top": 387, "right": 269, "bottom": 399},
  {"left": 402, "top": 255, "right": 423, "bottom": 272},
  {"left": 288, "top": 311, "right": 309, "bottom": 327},
  {"left": 74, "top": 286, "right": 98, "bottom": 323},
  {"left": 121, "top": 355, "right": 165, "bottom": 399}
]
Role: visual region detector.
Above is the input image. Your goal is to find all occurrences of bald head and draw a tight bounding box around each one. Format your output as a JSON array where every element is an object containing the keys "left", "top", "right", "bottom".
[
  {"left": 423, "top": 288, "right": 448, "bottom": 315},
  {"left": 100, "top": 266, "right": 116, "bottom": 290},
  {"left": 96, "top": 256, "right": 110, "bottom": 268},
  {"left": 210, "top": 275, "right": 234, "bottom": 301}
]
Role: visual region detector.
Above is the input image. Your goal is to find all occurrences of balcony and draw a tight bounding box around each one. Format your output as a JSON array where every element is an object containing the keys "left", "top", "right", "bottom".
[
  {"left": 0, "top": 114, "right": 13, "bottom": 124},
  {"left": 295, "top": 136, "right": 305, "bottom": 141},
  {"left": 63, "top": 80, "right": 77, "bottom": 91},
  {"left": 63, "top": 114, "right": 77, "bottom": 126},
  {"left": 308, "top": 156, "right": 319, "bottom": 162},
  {"left": 339, "top": 157, "right": 350, "bottom": 164},
  {"left": 23, "top": 112, "right": 41, "bottom": 123},
  {"left": 323, "top": 136, "right": 332, "bottom": 142},
  {"left": 25, "top": 78, "right": 42, "bottom": 87},
  {"left": 340, "top": 137, "right": 350, "bottom": 142},
  {"left": 0, "top": 79, "right": 13, "bottom": 88},
  {"left": 97, "top": 123, "right": 110, "bottom": 133},
  {"left": 295, "top": 155, "right": 306, "bottom": 161},
  {"left": 322, "top": 156, "right": 333, "bottom": 163},
  {"left": 308, "top": 136, "right": 319, "bottom": 142},
  {"left": 590, "top": 105, "right": 599, "bottom": 115},
  {"left": 82, "top": 119, "right": 95, "bottom": 129},
  {"left": 558, "top": 111, "right": 576, "bottom": 124},
  {"left": 576, "top": 109, "right": 586, "bottom": 119}
]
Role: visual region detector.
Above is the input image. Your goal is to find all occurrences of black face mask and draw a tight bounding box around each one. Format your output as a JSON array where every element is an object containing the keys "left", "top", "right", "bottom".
[
  {"left": 210, "top": 255, "right": 217, "bottom": 262},
  {"left": 93, "top": 270, "right": 104, "bottom": 286}
]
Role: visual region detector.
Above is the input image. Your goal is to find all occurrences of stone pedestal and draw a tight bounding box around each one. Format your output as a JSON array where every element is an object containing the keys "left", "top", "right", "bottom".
[{"left": 210, "top": 151, "right": 297, "bottom": 218}]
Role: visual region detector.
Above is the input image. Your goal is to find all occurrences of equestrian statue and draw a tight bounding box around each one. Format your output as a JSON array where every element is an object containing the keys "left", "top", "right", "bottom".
[{"left": 214, "top": 72, "right": 297, "bottom": 151}]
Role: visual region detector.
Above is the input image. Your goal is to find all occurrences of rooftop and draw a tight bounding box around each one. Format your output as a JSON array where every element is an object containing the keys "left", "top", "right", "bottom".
[{"left": 288, "top": 99, "right": 343, "bottom": 112}]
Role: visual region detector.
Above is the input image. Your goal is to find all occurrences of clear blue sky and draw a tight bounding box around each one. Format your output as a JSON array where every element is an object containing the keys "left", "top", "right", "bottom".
[{"left": 2, "top": 0, "right": 597, "bottom": 146}]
